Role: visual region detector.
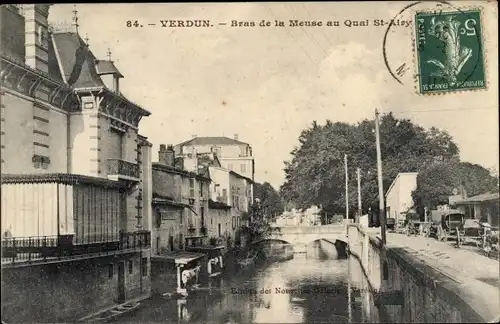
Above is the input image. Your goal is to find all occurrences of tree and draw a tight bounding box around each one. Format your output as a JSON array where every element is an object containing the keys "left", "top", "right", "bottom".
[
  {"left": 412, "top": 161, "right": 499, "bottom": 215},
  {"left": 253, "top": 182, "right": 284, "bottom": 221},
  {"left": 280, "top": 113, "right": 460, "bottom": 216}
]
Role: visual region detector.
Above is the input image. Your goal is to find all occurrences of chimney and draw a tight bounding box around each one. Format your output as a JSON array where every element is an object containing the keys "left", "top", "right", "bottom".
[
  {"left": 234, "top": 134, "right": 239, "bottom": 140},
  {"left": 24, "top": 4, "right": 51, "bottom": 73},
  {"left": 166, "top": 145, "right": 175, "bottom": 167},
  {"left": 158, "top": 144, "right": 167, "bottom": 165}
]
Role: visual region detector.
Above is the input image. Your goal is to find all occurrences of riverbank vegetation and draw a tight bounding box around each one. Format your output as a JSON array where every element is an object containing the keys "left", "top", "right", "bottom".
[{"left": 279, "top": 113, "right": 498, "bottom": 219}]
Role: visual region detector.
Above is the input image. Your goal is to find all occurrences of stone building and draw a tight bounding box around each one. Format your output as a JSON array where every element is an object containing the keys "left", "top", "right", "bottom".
[
  {"left": 174, "top": 135, "right": 255, "bottom": 204},
  {"left": 0, "top": 4, "right": 153, "bottom": 322},
  {"left": 151, "top": 144, "right": 211, "bottom": 254}
]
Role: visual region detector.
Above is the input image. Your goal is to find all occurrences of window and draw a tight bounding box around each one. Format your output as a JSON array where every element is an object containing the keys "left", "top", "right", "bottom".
[
  {"left": 222, "top": 189, "right": 228, "bottom": 201},
  {"left": 189, "top": 178, "right": 195, "bottom": 198},
  {"left": 232, "top": 216, "right": 236, "bottom": 229},
  {"left": 228, "top": 164, "right": 233, "bottom": 171},
  {"left": 240, "top": 146, "right": 246, "bottom": 157},
  {"left": 32, "top": 104, "right": 51, "bottom": 169},
  {"left": 240, "top": 164, "right": 246, "bottom": 173},
  {"left": 141, "top": 258, "right": 147, "bottom": 277},
  {"left": 200, "top": 181, "right": 204, "bottom": 198},
  {"left": 128, "top": 260, "right": 133, "bottom": 274},
  {"left": 108, "top": 264, "right": 114, "bottom": 279}
]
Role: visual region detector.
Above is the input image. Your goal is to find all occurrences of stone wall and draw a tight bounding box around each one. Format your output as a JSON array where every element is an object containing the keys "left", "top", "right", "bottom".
[
  {"left": 150, "top": 259, "right": 178, "bottom": 295},
  {"left": 1, "top": 253, "right": 151, "bottom": 323},
  {"left": 346, "top": 225, "right": 498, "bottom": 323}
]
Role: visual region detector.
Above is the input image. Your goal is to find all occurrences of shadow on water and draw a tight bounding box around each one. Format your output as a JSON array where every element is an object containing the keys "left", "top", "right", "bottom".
[{"left": 118, "top": 242, "right": 381, "bottom": 324}]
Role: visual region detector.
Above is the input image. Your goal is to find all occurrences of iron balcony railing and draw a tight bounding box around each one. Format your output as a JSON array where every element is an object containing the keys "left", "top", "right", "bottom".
[
  {"left": 107, "top": 159, "right": 140, "bottom": 179},
  {"left": 119, "top": 230, "right": 151, "bottom": 250},
  {"left": 1, "top": 231, "right": 151, "bottom": 264}
]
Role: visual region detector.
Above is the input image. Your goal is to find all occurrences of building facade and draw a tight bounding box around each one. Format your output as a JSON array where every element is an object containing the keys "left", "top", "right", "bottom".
[
  {"left": 385, "top": 172, "right": 418, "bottom": 224},
  {"left": 208, "top": 166, "right": 253, "bottom": 245},
  {"left": 173, "top": 135, "right": 255, "bottom": 204},
  {"left": 451, "top": 192, "right": 499, "bottom": 226},
  {"left": 1, "top": 4, "right": 152, "bottom": 322},
  {"left": 151, "top": 144, "right": 211, "bottom": 255}
]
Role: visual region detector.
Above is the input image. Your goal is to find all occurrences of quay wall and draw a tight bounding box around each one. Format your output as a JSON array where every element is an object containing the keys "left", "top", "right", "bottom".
[
  {"left": 346, "top": 225, "right": 499, "bottom": 323},
  {"left": 1, "top": 253, "right": 151, "bottom": 323}
]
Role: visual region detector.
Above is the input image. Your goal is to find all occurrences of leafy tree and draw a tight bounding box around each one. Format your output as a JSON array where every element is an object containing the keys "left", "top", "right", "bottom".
[
  {"left": 280, "top": 113, "right": 460, "bottom": 216},
  {"left": 253, "top": 182, "right": 284, "bottom": 221},
  {"left": 239, "top": 203, "right": 281, "bottom": 244},
  {"left": 412, "top": 161, "right": 499, "bottom": 215}
]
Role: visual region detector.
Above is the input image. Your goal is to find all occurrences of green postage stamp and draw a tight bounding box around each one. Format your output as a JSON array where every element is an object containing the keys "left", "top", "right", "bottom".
[{"left": 414, "top": 8, "right": 486, "bottom": 95}]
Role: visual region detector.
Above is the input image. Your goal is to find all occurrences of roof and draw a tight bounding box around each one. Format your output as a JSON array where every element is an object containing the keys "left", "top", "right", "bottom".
[
  {"left": 51, "top": 32, "right": 104, "bottom": 88},
  {"left": 152, "top": 194, "right": 198, "bottom": 214},
  {"left": 454, "top": 192, "right": 499, "bottom": 204},
  {"left": 95, "top": 60, "right": 124, "bottom": 77},
  {"left": 208, "top": 199, "right": 232, "bottom": 210},
  {"left": 152, "top": 251, "right": 205, "bottom": 265},
  {"left": 50, "top": 32, "right": 151, "bottom": 117},
  {"left": 229, "top": 170, "right": 253, "bottom": 183},
  {"left": 0, "top": 173, "right": 126, "bottom": 189},
  {"left": 176, "top": 136, "right": 249, "bottom": 147},
  {"left": 385, "top": 172, "right": 418, "bottom": 198},
  {"left": 152, "top": 162, "right": 211, "bottom": 182}
]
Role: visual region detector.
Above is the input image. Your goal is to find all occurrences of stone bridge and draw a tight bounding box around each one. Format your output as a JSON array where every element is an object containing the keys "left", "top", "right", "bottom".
[{"left": 253, "top": 224, "right": 347, "bottom": 252}]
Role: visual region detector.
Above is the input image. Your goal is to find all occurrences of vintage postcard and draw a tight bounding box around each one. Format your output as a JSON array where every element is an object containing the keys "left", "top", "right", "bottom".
[{"left": 0, "top": 2, "right": 498, "bottom": 324}]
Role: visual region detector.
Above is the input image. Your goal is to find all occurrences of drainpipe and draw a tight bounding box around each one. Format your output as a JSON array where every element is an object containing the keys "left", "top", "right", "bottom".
[
  {"left": 56, "top": 183, "right": 61, "bottom": 250},
  {"left": 67, "top": 112, "right": 72, "bottom": 173}
]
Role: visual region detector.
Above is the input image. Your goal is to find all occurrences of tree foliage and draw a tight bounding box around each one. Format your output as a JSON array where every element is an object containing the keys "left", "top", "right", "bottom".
[
  {"left": 412, "top": 160, "right": 499, "bottom": 214},
  {"left": 253, "top": 182, "right": 284, "bottom": 220},
  {"left": 280, "top": 113, "right": 462, "bottom": 216}
]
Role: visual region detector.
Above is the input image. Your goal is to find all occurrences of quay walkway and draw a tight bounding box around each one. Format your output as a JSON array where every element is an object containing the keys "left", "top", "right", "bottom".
[
  {"left": 382, "top": 232, "right": 499, "bottom": 289},
  {"left": 361, "top": 228, "right": 499, "bottom": 288},
  {"left": 348, "top": 225, "right": 499, "bottom": 322}
]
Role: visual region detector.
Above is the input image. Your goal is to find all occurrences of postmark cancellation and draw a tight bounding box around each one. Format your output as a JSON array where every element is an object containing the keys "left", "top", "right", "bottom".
[{"left": 412, "top": 6, "right": 487, "bottom": 95}]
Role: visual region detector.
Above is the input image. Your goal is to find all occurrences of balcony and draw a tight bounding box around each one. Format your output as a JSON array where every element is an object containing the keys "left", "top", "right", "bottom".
[
  {"left": 1, "top": 231, "right": 151, "bottom": 266},
  {"left": 107, "top": 159, "right": 140, "bottom": 182}
]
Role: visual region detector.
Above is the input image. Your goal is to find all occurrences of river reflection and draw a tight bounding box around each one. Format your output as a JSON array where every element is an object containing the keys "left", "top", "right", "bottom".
[{"left": 120, "top": 248, "right": 380, "bottom": 323}]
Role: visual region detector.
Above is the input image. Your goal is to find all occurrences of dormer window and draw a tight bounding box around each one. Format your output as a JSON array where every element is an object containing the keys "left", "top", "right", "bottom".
[
  {"left": 38, "top": 26, "right": 48, "bottom": 49},
  {"left": 95, "top": 60, "right": 124, "bottom": 93}
]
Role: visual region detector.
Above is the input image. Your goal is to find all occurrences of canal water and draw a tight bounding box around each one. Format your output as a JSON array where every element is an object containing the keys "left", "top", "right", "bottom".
[{"left": 120, "top": 245, "right": 380, "bottom": 323}]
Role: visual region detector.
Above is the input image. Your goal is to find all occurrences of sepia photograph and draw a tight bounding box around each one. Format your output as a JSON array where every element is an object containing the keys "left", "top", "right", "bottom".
[{"left": 0, "top": 1, "right": 498, "bottom": 323}]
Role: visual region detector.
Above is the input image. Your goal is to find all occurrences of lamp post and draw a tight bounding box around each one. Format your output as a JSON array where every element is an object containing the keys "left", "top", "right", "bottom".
[
  {"left": 375, "top": 109, "right": 387, "bottom": 245},
  {"left": 357, "top": 167, "right": 362, "bottom": 224},
  {"left": 345, "top": 154, "right": 349, "bottom": 231}
]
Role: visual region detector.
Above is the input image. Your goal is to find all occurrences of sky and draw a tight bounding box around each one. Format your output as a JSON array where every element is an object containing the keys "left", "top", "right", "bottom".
[{"left": 49, "top": 1, "right": 499, "bottom": 189}]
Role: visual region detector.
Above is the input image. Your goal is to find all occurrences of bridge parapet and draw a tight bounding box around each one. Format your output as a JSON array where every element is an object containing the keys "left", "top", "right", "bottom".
[
  {"left": 261, "top": 225, "right": 346, "bottom": 247},
  {"left": 270, "top": 224, "right": 345, "bottom": 235}
]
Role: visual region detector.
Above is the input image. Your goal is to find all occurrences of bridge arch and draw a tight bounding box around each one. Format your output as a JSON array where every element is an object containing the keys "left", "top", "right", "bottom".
[{"left": 251, "top": 238, "right": 292, "bottom": 246}]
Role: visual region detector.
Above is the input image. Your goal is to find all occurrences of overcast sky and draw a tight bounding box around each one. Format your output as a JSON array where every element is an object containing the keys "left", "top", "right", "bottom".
[{"left": 50, "top": 2, "right": 499, "bottom": 189}]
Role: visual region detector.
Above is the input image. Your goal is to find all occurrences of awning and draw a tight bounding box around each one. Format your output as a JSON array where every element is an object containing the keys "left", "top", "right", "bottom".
[
  {"left": 152, "top": 198, "right": 198, "bottom": 215},
  {"left": 152, "top": 251, "right": 205, "bottom": 265}
]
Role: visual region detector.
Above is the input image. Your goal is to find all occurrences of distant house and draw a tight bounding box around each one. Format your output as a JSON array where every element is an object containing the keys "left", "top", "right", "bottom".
[
  {"left": 385, "top": 172, "right": 418, "bottom": 224},
  {"left": 208, "top": 166, "right": 253, "bottom": 245},
  {"left": 451, "top": 192, "right": 499, "bottom": 226},
  {"left": 174, "top": 135, "right": 255, "bottom": 203}
]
